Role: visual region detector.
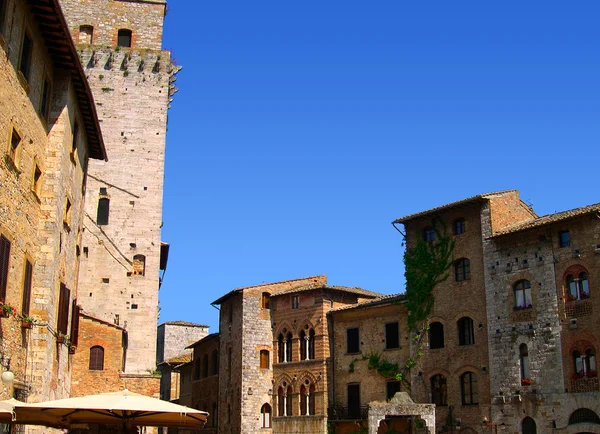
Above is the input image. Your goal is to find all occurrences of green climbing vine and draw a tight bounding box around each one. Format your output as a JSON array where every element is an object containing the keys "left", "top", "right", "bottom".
[{"left": 347, "top": 218, "right": 454, "bottom": 392}]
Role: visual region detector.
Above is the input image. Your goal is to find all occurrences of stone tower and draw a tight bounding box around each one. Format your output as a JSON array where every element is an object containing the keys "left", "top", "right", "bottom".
[{"left": 58, "top": 0, "right": 178, "bottom": 373}]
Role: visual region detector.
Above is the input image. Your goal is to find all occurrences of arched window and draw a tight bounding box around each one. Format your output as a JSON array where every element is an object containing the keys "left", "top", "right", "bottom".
[
  {"left": 277, "top": 387, "right": 285, "bottom": 416},
  {"left": 278, "top": 333, "right": 285, "bottom": 363},
  {"left": 522, "top": 417, "right": 537, "bottom": 434},
  {"left": 455, "top": 258, "right": 470, "bottom": 282},
  {"left": 457, "top": 317, "right": 474, "bottom": 346},
  {"left": 79, "top": 25, "right": 93, "bottom": 44},
  {"left": 97, "top": 197, "right": 110, "bottom": 225},
  {"left": 299, "top": 328, "right": 315, "bottom": 360},
  {"left": 260, "top": 403, "right": 271, "bottom": 428},
  {"left": 520, "top": 344, "right": 530, "bottom": 382},
  {"left": 286, "top": 385, "right": 293, "bottom": 416},
  {"left": 117, "top": 29, "right": 132, "bottom": 48},
  {"left": 429, "top": 322, "right": 444, "bottom": 349},
  {"left": 203, "top": 353, "right": 209, "bottom": 378},
  {"left": 300, "top": 381, "right": 315, "bottom": 415},
  {"left": 514, "top": 280, "right": 532, "bottom": 309},
  {"left": 132, "top": 254, "right": 145, "bottom": 276},
  {"left": 309, "top": 383, "right": 316, "bottom": 415},
  {"left": 460, "top": 372, "right": 478, "bottom": 405},
  {"left": 211, "top": 349, "right": 218, "bottom": 375},
  {"left": 309, "top": 329, "right": 315, "bottom": 359},
  {"left": 286, "top": 332, "right": 293, "bottom": 363},
  {"left": 568, "top": 408, "right": 600, "bottom": 425},
  {"left": 193, "top": 357, "right": 201, "bottom": 380},
  {"left": 567, "top": 272, "right": 590, "bottom": 301},
  {"left": 261, "top": 292, "right": 270, "bottom": 309},
  {"left": 430, "top": 374, "right": 447, "bottom": 406},
  {"left": 89, "top": 346, "right": 104, "bottom": 370},
  {"left": 573, "top": 348, "right": 597, "bottom": 378}
]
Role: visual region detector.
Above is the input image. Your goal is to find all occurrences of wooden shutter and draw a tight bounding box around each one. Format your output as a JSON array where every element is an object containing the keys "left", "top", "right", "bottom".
[
  {"left": 89, "top": 346, "right": 104, "bottom": 370},
  {"left": 21, "top": 260, "right": 33, "bottom": 316},
  {"left": 0, "top": 235, "right": 10, "bottom": 300},
  {"left": 70, "top": 301, "right": 80, "bottom": 346},
  {"left": 96, "top": 198, "right": 110, "bottom": 225},
  {"left": 57, "top": 284, "right": 70, "bottom": 335}
]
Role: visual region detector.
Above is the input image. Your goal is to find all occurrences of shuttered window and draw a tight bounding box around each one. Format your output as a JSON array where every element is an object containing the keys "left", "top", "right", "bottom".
[
  {"left": 57, "top": 284, "right": 70, "bottom": 335},
  {"left": 70, "top": 301, "right": 80, "bottom": 346},
  {"left": 21, "top": 260, "right": 33, "bottom": 316},
  {"left": 0, "top": 235, "right": 10, "bottom": 301},
  {"left": 97, "top": 198, "right": 110, "bottom": 225},
  {"left": 89, "top": 346, "right": 104, "bottom": 370},
  {"left": 260, "top": 350, "right": 269, "bottom": 369}
]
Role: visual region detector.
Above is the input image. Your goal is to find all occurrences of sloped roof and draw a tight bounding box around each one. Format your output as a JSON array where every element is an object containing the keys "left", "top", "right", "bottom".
[
  {"left": 186, "top": 333, "right": 219, "bottom": 349},
  {"left": 393, "top": 190, "right": 520, "bottom": 224},
  {"left": 492, "top": 202, "right": 600, "bottom": 237},
  {"left": 328, "top": 293, "right": 405, "bottom": 314},
  {"left": 161, "top": 321, "right": 209, "bottom": 328},
  {"left": 157, "top": 352, "right": 191, "bottom": 367},
  {"left": 80, "top": 312, "right": 125, "bottom": 331},
  {"left": 27, "top": 0, "right": 106, "bottom": 160},
  {"left": 271, "top": 284, "right": 381, "bottom": 299}
]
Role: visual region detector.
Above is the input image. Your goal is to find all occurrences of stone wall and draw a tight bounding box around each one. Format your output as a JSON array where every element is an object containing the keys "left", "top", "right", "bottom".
[
  {"left": 157, "top": 322, "right": 209, "bottom": 364},
  {"left": 58, "top": 0, "right": 179, "bottom": 374},
  {"left": 190, "top": 334, "right": 219, "bottom": 430}
]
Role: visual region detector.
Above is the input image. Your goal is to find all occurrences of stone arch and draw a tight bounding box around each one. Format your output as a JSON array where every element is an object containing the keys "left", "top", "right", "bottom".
[
  {"left": 274, "top": 373, "right": 294, "bottom": 391},
  {"left": 454, "top": 364, "right": 480, "bottom": 376},
  {"left": 452, "top": 310, "right": 477, "bottom": 323},
  {"left": 296, "top": 319, "right": 317, "bottom": 335},
  {"left": 274, "top": 321, "right": 294, "bottom": 338},
  {"left": 297, "top": 371, "right": 319, "bottom": 392}
]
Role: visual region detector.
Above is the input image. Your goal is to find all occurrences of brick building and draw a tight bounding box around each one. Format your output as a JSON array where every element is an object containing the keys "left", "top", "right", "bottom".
[
  {"left": 0, "top": 0, "right": 105, "bottom": 408},
  {"left": 57, "top": 0, "right": 179, "bottom": 375},
  {"left": 187, "top": 333, "right": 219, "bottom": 432}
]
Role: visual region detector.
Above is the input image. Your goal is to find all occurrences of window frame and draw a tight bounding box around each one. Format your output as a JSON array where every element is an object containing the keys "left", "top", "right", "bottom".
[
  {"left": 430, "top": 374, "right": 447, "bottom": 406},
  {"left": 117, "top": 29, "right": 132, "bottom": 48},
  {"left": 291, "top": 295, "right": 299, "bottom": 309},
  {"left": 259, "top": 349, "right": 269, "bottom": 369},
  {"left": 260, "top": 403, "right": 272, "bottom": 428},
  {"left": 0, "top": 234, "right": 11, "bottom": 301},
  {"left": 454, "top": 258, "right": 470, "bottom": 282},
  {"left": 453, "top": 218, "right": 466, "bottom": 235},
  {"left": 558, "top": 230, "right": 571, "bottom": 248},
  {"left": 386, "top": 380, "right": 401, "bottom": 401},
  {"left": 460, "top": 371, "right": 478, "bottom": 405},
  {"left": 346, "top": 327, "right": 360, "bottom": 354},
  {"left": 18, "top": 30, "right": 33, "bottom": 82},
  {"left": 385, "top": 322, "right": 400, "bottom": 350},
  {"left": 514, "top": 280, "right": 533, "bottom": 309},
  {"left": 423, "top": 227, "right": 435, "bottom": 242},
  {"left": 457, "top": 317, "right": 475, "bottom": 346},
  {"left": 429, "top": 322, "right": 444, "bottom": 349},
  {"left": 89, "top": 346, "right": 104, "bottom": 370},
  {"left": 21, "top": 259, "right": 33, "bottom": 317}
]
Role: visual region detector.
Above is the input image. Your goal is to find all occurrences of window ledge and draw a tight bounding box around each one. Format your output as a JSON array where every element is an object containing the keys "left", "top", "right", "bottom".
[
  {"left": 17, "top": 71, "right": 30, "bottom": 94},
  {"left": 3, "top": 154, "right": 21, "bottom": 175}
]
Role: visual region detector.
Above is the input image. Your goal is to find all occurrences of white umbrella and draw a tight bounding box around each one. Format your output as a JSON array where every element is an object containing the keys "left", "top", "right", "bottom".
[{"left": 14, "top": 389, "right": 207, "bottom": 431}]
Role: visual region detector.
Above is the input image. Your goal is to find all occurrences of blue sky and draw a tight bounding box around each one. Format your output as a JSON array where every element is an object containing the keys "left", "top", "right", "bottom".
[{"left": 159, "top": 0, "right": 599, "bottom": 330}]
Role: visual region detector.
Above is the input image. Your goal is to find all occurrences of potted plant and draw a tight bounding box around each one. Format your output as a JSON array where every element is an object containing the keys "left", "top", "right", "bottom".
[
  {"left": 68, "top": 345, "right": 77, "bottom": 355},
  {"left": 20, "top": 315, "right": 34, "bottom": 329},
  {"left": 521, "top": 378, "right": 532, "bottom": 386},
  {"left": 0, "top": 302, "right": 16, "bottom": 318},
  {"left": 56, "top": 333, "right": 68, "bottom": 344}
]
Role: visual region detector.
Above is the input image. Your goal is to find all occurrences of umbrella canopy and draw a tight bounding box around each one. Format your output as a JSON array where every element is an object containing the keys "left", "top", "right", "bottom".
[
  {"left": 14, "top": 390, "right": 207, "bottom": 429},
  {"left": 0, "top": 399, "right": 20, "bottom": 423}
]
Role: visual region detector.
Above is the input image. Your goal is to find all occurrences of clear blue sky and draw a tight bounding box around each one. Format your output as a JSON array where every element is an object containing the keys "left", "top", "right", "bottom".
[{"left": 159, "top": 0, "right": 599, "bottom": 330}]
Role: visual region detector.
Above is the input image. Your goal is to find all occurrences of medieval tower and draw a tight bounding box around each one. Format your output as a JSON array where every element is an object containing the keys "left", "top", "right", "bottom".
[{"left": 57, "top": 0, "right": 178, "bottom": 374}]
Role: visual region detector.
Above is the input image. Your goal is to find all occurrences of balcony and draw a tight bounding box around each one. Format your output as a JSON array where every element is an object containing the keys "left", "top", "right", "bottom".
[
  {"left": 571, "top": 376, "right": 599, "bottom": 393},
  {"left": 328, "top": 405, "right": 369, "bottom": 420},
  {"left": 565, "top": 299, "right": 592, "bottom": 318}
]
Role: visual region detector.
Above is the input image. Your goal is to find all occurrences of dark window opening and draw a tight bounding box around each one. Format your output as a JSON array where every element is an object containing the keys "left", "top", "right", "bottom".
[
  {"left": 19, "top": 33, "right": 33, "bottom": 81},
  {"left": 347, "top": 384, "right": 361, "bottom": 419},
  {"left": 568, "top": 408, "right": 600, "bottom": 425},
  {"left": 291, "top": 295, "right": 299, "bottom": 309},
  {"left": 57, "top": 283, "right": 70, "bottom": 335},
  {"left": 40, "top": 79, "right": 51, "bottom": 120},
  {"left": 458, "top": 317, "right": 475, "bottom": 346},
  {"left": 0, "top": 0, "right": 6, "bottom": 35},
  {"left": 97, "top": 198, "right": 110, "bottom": 225},
  {"left": 10, "top": 129, "right": 20, "bottom": 164},
  {"left": 455, "top": 258, "right": 470, "bottom": 281},
  {"left": 33, "top": 165, "right": 42, "bottom": 197},
  {"left": 385, "top": 322, "right": 400, "bottom": 349},
  {"left": 454, "top": 218, "right": 466, "bottom": 235},
  {"left": 520, "top": 344, "right": 529, "bottom": 381},
  {"left": 117, "top": 29, "right": 132, "bottom": 48},
  {"left": 261, "top": 292, "right": 270, "bottom": 309},
  {"left": 386, "top": 381, "right": 401, "bottom": 400},
  {"left": 211, "top": 349, "right": 218, "bottom": 375},
  {"left": 21, "top": 260, "right": 33, "bottom": 317},
  {"left": 423, "top": 227, "right": 435, "bottom": 242},
  {"left": 0, "top": 235, "right": 11, "bottom": 301},
  {"left": 202, "top": 353, "right": 209, "bottom": 378},
  {"left": 460, "top": 372, "right": 478, "bottom": 405},
  {"left": 559, "top": 230, "right": 571, "bottom": 248},
  {"left": 522, "top": 417, "right": 537, "bottom": 434},
  {"left": 429, "top": 322, "right": 444, "bottom": 349},
  {"left": 431, "top": 374, "right": 447, "bottom": 406},
  {"left": 89, "top": 346, "right": 104, "bottom": 370},
  {"left": 347, "top": 328, "right": 359, "bottom": 354}
]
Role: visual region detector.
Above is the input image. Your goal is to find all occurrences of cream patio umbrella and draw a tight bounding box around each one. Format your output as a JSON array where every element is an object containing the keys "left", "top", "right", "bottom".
[{"left": 13, "top": 389, "right": 207, "bottom": 431}]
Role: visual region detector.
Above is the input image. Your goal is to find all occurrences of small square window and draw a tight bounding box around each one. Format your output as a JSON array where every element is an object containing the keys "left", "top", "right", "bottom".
[
  {"left": 9, "top": 128, "right": 21, "bottom": 166},
  {"left": 423, "top": 227, "right": 435, "bottom": 242},
  {"left": 559, "top": 231, "right": 571, "bottom": 248},
  {"left": 454, "top": 218, "right": 466, "bottom": 235},
  {"left": 117, "top": 29, "right": 132, "bottom": 48},
  {"left": 291, "top": 295, "right": 299, "bottom": 309}
]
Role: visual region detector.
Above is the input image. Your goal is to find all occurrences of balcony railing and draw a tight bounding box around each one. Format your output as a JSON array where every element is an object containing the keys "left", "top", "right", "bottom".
[
  {"left": 571, "top": 376, "right": 599, "bottom": 393},
  {"left": 328, "top": 405, "right": 369, "bottom": 420}
]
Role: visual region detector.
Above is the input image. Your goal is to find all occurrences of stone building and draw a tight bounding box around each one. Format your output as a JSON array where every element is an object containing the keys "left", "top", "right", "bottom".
[
  {"left": 157, "top": 321, "right": 210, "bottom": 365},
  {"left": 0, "top": 0, "right": 105, "bottom": 406},
  {"left": 187, "top": 333, "right": 219, "bottom": 432},
  {"left": 210, "top": 275, "right": 381, "bottom": 434},
  {"left": 57, "top": 0, "right": 179, "bottom": 375}
]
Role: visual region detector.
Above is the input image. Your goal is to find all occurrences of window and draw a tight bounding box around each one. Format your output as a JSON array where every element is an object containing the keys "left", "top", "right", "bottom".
[
  {"left": 558, "top": 230, "right": 571, "bottom": 248},
  {"left": 9, "top": 128, "right": 21, "bottom": 167},
  {"left": 260, "top": 403, "right": 271, "bottom": 428},
  {"left": 522, "top": 417, "right": 537, "bottom": 434},
  {"left": 286, "top": 385, "right": 292, "bottom": 416},
  {"left": 386, "top": 381, "right": 400, "bottom": 401},
  {"left": 57, "top": 283, "right": 70, "bottom": 335},
  {"left": 203, "top": 353, "right": 209, "bottom": 378},
  {"left": 278, "top": 332, "right": 292, "bottom": 362},
  {"left": 132, "top": 254, "right": 145, "bottom": 276},
  {"left": 21, "top": 260, "right": 33, "bottom": 317},
  {"left": 19, "top": 32, "right": 33, "bottom": 81},
  {"left": 347, "top": 384, "right": 361, "bottom": 419},
  {"left": 260, "top": 350, "right": 269, "bottom": 369},
  {"left": 299, "top": 328, "right": 315, "bottom": 360},
  {"left": 97, "top": 197, "right": 110, "bottom": 225},
  {"left": 568, "top": 408, "right": 600, "bottom": 425},
  {"left": 460, "top": 372, "right": 478, "bottom": 405},
  {"left": 567, "top": 272, "right": 590, "bottom": 301},
  {"left": 0, "top": 235, "right": 11, "bottom": 301},
  {"left": 423, "top": 227, "right": 435, "bottom": 242},
  {"left": 347, "top": 328, "right": 359, "bottom": 354},
  {"left": 32, "top": 164, "right": 42, "bottom": 197},
  {"left": 291, "top": 295, "right": 299, "bottom": 309},
  {"left": 71, "top": 122, "right": 79, "bottom": 162},
  {"left": 455, "top": 258, "right": 470, "bottom": 281},
  {"left": 520, "top": 344, "right": 529, "bottom": 381},
  {"left": 300, "top": 381, "right": 316, "bottom": 416},
  {"left": 0, "top": 0, "right": 6, "bottom": 35},
  {"left": 573, "top": 348, "right": 597, "bottom": 378},
  {"left": 89, "top": 346, "right": 104, "bottom": 370},
  {"left": 117, "top": 29, "right": 132, "bottom": 48},
  {"left": 79, "top": 25, "right": 93, "bottom": 44},
  {"left": 193, "top": 357, "right": 200, "bottom": 380},
  {"left": 453, "top": 218, "right": 466, "bottom": 235},
  {"left": 278, "top": 334, "right": 285, "bottom": 363},
  {"left": 64, "top": 198, "right": 72, "bottom": 227},
  {"left": 286, "top": 332, "right": 292, "bottom": 362},
  {"left": 261, "top": 292, "right": 270, "bottom": 309},
  {"left": 70, "top": 300, "right": 80, "bottom": 346},
  {"left": 429, "top": 322, "right": 444, "bottom": 349},
  {"left": 211, "top": 349, "right": 218, "bottom": 375},
  {"left": 514, "top": 280, "right": 532, "bottom": 309},
  {"left": 457, "top": 317, "right": 474, "bottom": 346},
  {"left": 277, "top": 387, "right": 285, "bottom": 416},
  {"left": 40, "top": 79, "right": 51, "bottom": 121},
  {"left": 430, "top": 374, "right": 447, "bottom": 406},
  {"left": 385, "top": 322, "right": 400, "bottom": 349}
]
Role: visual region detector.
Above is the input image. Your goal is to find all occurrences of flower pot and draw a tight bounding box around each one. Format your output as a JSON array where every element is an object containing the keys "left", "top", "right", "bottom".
[
  {"left": 21, "top": 320, "right": 32, "bottom": 329},
  {"left": 56, "top": 336, "right": 64, "bottom": 343},
  {"left": 68, "top": 347, "right": 76, "bottom": 355}
]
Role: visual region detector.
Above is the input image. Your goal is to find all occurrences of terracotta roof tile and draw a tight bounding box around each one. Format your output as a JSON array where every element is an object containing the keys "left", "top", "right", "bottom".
[
  {"left": 328, "top": 294, "right": 405, "bottom": 313},
  {"left": 271, "top": 284, "right": 382, "bottom": 299},
  {"left": 393, "top": 190, "right": 521, "bottom": 224},
  {"left": 186, "top": 333, "right": 219, "bottom": 349},
  {"left": 492, "top": 202, "right": 600, "bottom": 237}
]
